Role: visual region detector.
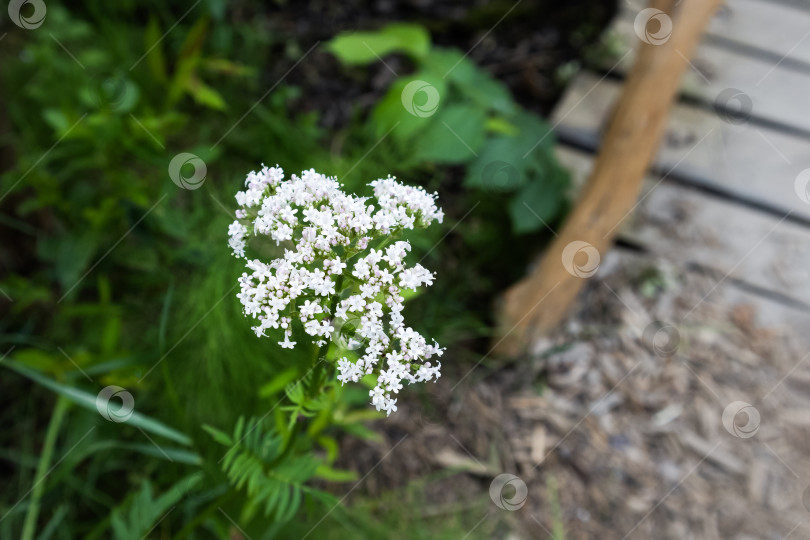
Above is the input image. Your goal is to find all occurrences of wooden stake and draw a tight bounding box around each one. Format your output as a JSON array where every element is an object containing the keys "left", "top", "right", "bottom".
[{"left": 495, "top": 0, "right": 725, "bottom": 356}]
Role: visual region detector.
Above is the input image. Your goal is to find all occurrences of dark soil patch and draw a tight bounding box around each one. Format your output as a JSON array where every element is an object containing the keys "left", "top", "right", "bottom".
[{"left": 258, "top": 0, "right": 617, "bottom": 130}]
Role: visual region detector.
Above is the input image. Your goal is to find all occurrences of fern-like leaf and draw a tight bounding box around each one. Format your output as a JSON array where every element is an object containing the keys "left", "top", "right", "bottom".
[
  {"left": 207, "top": 417, "right": 319, "bottom": 523},
  {"left": 109, "top": 473, "right": 203, "bottom": 540}
]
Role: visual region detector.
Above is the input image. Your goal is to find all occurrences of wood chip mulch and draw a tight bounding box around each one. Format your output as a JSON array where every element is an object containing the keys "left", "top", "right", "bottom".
[{"left": 336, "top": 250, "right": 810, "bottom": 539}]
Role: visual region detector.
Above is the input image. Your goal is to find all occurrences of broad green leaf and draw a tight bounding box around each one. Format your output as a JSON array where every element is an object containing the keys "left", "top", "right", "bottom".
[
  {"left": 326, "top": 23, "right": 430, "bottom": 65},
  {"left": 465, "top": 111, "right": 559, "bottom": 192},
  {"left": 463, "top": 138, "right": 526, "bottom": 192},
  {"left": 412, "top": 103, "right": 485, "bottom": 164},
  {"left": 423, "top": 47, "right": 516, "bottom": 115},
  {"left": 508, "top": 178, "right": 563, "bottom": 234},
  {"left": 370, "top": 74, "right": 446, "bottom": 142}
]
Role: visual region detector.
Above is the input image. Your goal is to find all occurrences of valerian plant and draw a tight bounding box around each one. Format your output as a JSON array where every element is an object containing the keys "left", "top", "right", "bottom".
[{"left": 228, "top": 166, "right": 445, "bottom": 415}]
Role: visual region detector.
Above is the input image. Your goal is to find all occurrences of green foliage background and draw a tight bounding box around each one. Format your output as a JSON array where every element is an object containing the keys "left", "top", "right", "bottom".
[{"left": 0, "top": 1, "right": 589, "bottom": 537}]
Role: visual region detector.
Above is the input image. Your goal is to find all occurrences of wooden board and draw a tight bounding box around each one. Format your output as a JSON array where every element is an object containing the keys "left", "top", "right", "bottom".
[
  {"left": 605, "top": 15, "right": 810, "bottom": 133},
  {"left": 551, "top": 72, "right": 810, "bottom": 221},
  {"left": 555, "top": 145, "right": 810, "bottom": 307},
  {"left": 624, "top": 0, "right": 810, "bottom": 67}
]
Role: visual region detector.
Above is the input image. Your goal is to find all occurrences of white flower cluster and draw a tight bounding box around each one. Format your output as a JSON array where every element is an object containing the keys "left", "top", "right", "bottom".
[{"left": 229, "top": 166, "right": 445, "bottom": 415}]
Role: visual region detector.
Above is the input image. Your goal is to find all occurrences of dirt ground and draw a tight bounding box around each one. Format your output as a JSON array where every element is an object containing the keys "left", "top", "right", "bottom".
[{"left": 338, "top": 249, "right": 810, "bottom": 539}]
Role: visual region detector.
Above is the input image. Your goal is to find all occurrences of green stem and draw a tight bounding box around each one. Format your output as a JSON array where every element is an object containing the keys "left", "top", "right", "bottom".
[
  {"left": 161, "top": 362, "right": 185, "bottom": 424},
  {"left": 271, "top": 420, "right": 301, "bottom": 469},
  {"left": 21, "top": 395, "right": 70, "bottom": 540},
  {"left": 306, "top": 341, "right": 331, "bottom": 399}
]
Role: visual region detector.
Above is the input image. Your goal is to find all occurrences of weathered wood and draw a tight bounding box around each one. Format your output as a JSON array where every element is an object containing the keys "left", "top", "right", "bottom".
[
  {"left": 495, "top": 0, "right": 726, "bottom": 355},
  {"left": 608, "top": 15, "right": 810, "bottom": 132},
  {"left": 556, "top": 145, "right": 810, "bottom": 307},
  {"left": 552, "top": 72, "right": 810, "bottom": 221},
  {"left": 626, "top": 0, "right": 810, "bottom": 67}
]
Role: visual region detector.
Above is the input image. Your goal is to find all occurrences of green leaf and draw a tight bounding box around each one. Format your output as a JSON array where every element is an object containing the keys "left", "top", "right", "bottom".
[
  {"left": 313, "top": 464, "right": 357, "bottom": 483},
  {"left": 463, "top": 138, "right": 526, "bottom": 192},
  {"left": 370, "top": 74, "right": 447, "bottom": 143},
  {"left": 110, "top": 442, "right": 202, "bottom": 465},
  {"left": 316, "top": 435, "right": 339, "bottom": 462},
  {"left": 211, "top": 417, "right": 324, "bottom": 523},
  {"left": 464, "top": 111, "right": 560, "bottom": 192},
  {"left": 83, "top": 356, "right": 140, "bottom": 377},
  {"left": 413, "top": 103, "right": 485, "bottom": 164},
  {"left": 110, "top": 473, "right": 203, "bottom": 540},
  {"left": 83, "top": 77, "right": 140, "bottom": 114},
  {"left": 423, "top": 48, "right": 516, "bottom": 115},
  {"left": 508, "top": 179, "right": 563, "bottom": 234},
  {"left": 42, "top": 109, "right": 69, "bottom": 133},
  {"left": 167, "top": 17, "right": 210, "bottom": 107},
  {"left": 187, "top": 77, "right": 227, "bottom": 110},
  {"left": 46, "top": 230, "right": 98, "bottom": 293},
  {"left": 202, "top": 424, "right": 233, "bottom": 446},
  {"left": 326, "top": 23, "right": 430, "bottom": 65},
  {"left": 399, "top": 286, "right": 423, "bottom": 302},
  {"left": 2, "top": 358, "right": 193, "bottom": 446},
  {"left": 144, "top": 16, "right": 167, "bottom": 83},
  {"left": 258, "top": 368, "right": 300, "bottom": 398},
  {"left": 11, "top": 348, "right": 61, "bottom": 374},
  {"left": 485, "top": 116, "right": 518, "bottom": 136}
]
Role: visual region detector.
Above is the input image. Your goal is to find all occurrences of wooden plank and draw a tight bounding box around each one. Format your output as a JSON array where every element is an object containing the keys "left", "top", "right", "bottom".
[
  {"left": 624, "top": 0, "right": 810, "bottom": 67},
  {"left": 555, "top": 145, "right": 810, "bottom": 307},
  {"left": 551, "top": 72, "right": 810, "bottom": 221},
  {"left": 606, "top": 15, "right": 810, "bottom": 132}
]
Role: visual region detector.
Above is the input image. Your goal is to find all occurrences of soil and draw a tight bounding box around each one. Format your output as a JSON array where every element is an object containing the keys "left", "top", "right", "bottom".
[{"left": 258, "top": 0, "right": 617, "bottom": 130}]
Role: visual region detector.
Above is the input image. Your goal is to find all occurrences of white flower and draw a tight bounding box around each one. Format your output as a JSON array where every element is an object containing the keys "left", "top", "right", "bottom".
[
  {"left": 230, "top": 167, "right": 445, "bottom": 415},
  {"left": 300, "top": 300, "right": 323, "bottom": 318},
  {"left": 279, "top": 335, "right": 296, "bottom": 349}
]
